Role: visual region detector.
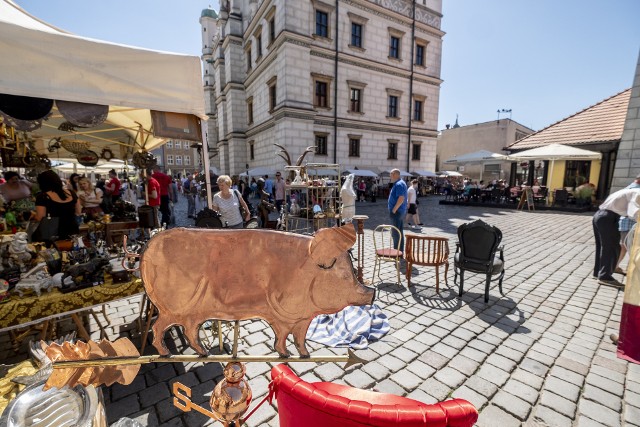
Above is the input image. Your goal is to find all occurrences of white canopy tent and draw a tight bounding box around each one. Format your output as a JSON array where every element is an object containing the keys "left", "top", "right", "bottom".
[
  {"left": 239, "top": 167, "right": 277, "bottom": 178},
  {"left": 443, "top": 150, "right": 509, "bottom": 181},
  {"left": 509, "top": 144, "right": 602, "bottom": 198},
  {"left": 343, "top": 169, "right": 379, "bottom": 178},
  {"left": 379, "top": 170, "right": 413, "bottom": 178},
  {"left": 0, "top": 0, "right": 210, "bottom": 203},
  {"left": 437, "top": 171, "right": 463, "bottom": 177},
  {"left": 412, "top": 170, "right": 437, "bottom": 178}
]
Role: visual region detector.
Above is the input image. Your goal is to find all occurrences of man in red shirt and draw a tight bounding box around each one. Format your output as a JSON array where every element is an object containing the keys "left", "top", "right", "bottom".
[
  {"left": 104, "top": 169, "right": 121, "bottom": 213},
  {"left": 151, "top": 165, "right": 174, "bottom": 226},
  {"left": 141, "top": 171, "right": 161, "bottom": 228}
]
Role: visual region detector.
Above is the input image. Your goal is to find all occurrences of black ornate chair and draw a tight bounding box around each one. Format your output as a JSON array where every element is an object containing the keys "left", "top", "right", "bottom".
[{"left": 454, "top": 219, "right": 505, "bottom": 303}]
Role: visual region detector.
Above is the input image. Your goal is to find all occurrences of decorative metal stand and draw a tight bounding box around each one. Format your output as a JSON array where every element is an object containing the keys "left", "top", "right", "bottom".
[{"left": 352, "top": 215, "right": 368, "bottom": 283}]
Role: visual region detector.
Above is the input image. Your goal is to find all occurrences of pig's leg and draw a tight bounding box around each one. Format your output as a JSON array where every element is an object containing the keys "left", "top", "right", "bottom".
[
  {"left": 151, "top": 313, "right": 172, "bottom": 355},
  {"left": 292, "top": 320, "right": 313, "bottom": 358},
  {"left": 271, "top": 323, "right": 291, "bottom": 358},
  {"left": 183, "top": 319, "right": 207, "bottom": 355}
]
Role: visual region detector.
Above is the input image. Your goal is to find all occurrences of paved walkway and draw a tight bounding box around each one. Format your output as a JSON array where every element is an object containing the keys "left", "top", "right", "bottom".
[{"left": 2, "top": 195, "right": 639, "bottom": 426}]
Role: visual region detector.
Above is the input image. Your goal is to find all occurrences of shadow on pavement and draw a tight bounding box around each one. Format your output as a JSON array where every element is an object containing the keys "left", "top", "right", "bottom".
[{"left": 408, "top": 283, "right": 461, "bottom": 311}]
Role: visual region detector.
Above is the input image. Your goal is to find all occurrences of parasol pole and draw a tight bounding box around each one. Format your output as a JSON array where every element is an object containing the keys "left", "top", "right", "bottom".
[{"left": 547, "top": 159, "right": 555, "bottom": 205}]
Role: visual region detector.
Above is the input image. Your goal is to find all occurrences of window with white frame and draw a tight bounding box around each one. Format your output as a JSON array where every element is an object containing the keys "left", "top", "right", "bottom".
[
  {"left": 175, "top": 141, "right": 182, "bottom": 149},
  {"left": 166, "top": 141, "right": 173, "bottom": 149},
  {"left": 167, "top": 154, "right": 174, "bottom": 165},
  {"left": 176, "top": 155, "right": 183, "bottom": 165},
  {"left": 185, "top": 155, "right": 191, "bottom": 165}
]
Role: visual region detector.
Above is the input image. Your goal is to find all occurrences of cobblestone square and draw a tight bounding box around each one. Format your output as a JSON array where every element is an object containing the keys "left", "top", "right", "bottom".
[{"left": 2, "top": 195, "right": 639, "bottom": 426}]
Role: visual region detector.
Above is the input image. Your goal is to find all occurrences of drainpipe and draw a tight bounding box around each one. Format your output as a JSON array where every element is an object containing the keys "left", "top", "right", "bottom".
[
  {"left": 406, "top": 0, "right": 416, "bottom": 172},
  {"left": 332, "top": 0, "right": 339, "bottom": 164}
]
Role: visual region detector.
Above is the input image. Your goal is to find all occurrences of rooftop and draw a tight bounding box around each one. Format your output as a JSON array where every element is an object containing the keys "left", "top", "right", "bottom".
[{"left": 508, "top": 88, "right": 631, "bottom": 150}]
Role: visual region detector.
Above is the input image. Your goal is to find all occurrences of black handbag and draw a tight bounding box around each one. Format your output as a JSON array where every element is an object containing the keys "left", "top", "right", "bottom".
[{"left": 28, "top": 214, "right": 60, "bottom": 242}]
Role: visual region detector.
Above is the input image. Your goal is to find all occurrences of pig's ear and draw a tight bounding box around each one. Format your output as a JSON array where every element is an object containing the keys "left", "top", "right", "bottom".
[{"left": 309, "top": 224, "right": 356, "bottom": 264}]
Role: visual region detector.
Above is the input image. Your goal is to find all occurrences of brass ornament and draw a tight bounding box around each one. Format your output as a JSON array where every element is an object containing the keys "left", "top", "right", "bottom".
[
  {"left": 100, "top": 147, "right": 114, "bottom": 160},
  {"left": 209, "top": 362, "right": 252, "bottom": 426}
]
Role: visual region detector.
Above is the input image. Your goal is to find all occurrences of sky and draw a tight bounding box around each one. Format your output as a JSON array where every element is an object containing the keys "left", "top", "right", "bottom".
[{"left": 17, "top": 0, "right": 640, "bottom": 132}]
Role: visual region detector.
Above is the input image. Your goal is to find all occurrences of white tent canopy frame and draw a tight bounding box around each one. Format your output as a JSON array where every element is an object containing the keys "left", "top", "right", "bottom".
[
  {"left": 509, "top": 144, "right": 602, "bottom": 203},
  {"left": 0, "top": 0, "right": 211, "bottom": 204},
  {"left": 444, "top": 150, "right": 509, "bottom": 181}
]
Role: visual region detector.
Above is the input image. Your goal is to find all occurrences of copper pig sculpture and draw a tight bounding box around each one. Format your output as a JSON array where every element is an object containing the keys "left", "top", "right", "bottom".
[{"left": 139, "top": 224, "right": 374, "bottom": 357}]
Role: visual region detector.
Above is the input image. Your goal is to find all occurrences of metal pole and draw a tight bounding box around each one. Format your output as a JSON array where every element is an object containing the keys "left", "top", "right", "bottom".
[
  {"left": 352, "top": 215, "right": 368, "bottom": 283},
  {"left": 201, "top": 120, "right": 213, "bottom": 207}
]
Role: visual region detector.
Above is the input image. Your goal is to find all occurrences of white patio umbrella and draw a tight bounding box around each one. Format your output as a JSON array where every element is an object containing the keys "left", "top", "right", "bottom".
[
  {"left": 444, "top": 150, "right": 509, "bottom": 180},
  {"left": 509, "top": 143, "right": 602, "bottom": 202},
  {"left": 437, "top": 171, "right": 463, "bottom": 177}
]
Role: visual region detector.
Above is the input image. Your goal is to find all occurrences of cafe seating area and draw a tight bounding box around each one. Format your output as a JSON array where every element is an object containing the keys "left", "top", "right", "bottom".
[{"left": 439, "top": 184, "right": 595, "bottom": 212}]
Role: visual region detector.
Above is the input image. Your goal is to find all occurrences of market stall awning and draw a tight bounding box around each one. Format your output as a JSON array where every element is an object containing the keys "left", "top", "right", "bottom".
[
  {"left": 444, "top": 150, "right": 508, "bottom": 165},
  {"left": 343, "top": 169, "right": 379, "bottom": 178},
  {"left": 239, "top": 167, "right": 277, "bottom": 177},
  {"left": 379, "top": 170, "right": 413, "bottom": 178},
  {"left": 508, "top": 143, "right": 602, "bottom": 161},
  {"left": 437, "top": 171, "right": 463, "bottom": 177},
  {"left": 412, "top": 170, "right": 437, "bottom": 177},
  {"left": 0, "top": 0, "right": 206, "bottom": 158}
]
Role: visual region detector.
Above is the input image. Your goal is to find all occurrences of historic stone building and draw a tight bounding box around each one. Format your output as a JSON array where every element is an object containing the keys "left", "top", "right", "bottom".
[
  {"left": 150, "top": 140, "right": 200, "bottom": 177},
  {"left": 200, "top": 0, "right": 443, "bottom": 176},
  {"left": 437, "top": 118, "right": 534, "bottom": 182}
]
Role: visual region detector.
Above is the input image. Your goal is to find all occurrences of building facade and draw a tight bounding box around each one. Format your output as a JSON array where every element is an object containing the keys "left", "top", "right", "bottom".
[
  {"left": 150, "top": 140, "right": 200, "bottom": 177},
  {"left": 200, "top": 0, "right": 443, "bottom": 176},
  {"left": 611, "top": 51, "right": 640, "bottom": 193},
  {"left": 436, "top": 119, "right": 534, "bottom": 182}
]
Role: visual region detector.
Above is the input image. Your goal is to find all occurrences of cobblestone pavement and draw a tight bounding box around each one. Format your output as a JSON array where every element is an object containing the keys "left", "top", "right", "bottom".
[{"left": 2, "top": 194, "right": 640, "bottom": 426}]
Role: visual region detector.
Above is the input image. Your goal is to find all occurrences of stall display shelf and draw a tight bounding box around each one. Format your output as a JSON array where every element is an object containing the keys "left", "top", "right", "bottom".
[{"left": 283, "top": 163, "right": 341, "bottom": 234}]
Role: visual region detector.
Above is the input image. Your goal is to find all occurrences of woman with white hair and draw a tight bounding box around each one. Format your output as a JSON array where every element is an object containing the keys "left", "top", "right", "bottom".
[{"left": 212, "top": 175, "right": 251, "bottom": 228}]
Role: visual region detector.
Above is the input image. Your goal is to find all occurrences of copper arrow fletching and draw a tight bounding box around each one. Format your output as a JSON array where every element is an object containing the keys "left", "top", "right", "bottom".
[{"left": 44, "top": 338, "right": 140, "bottom": 390}]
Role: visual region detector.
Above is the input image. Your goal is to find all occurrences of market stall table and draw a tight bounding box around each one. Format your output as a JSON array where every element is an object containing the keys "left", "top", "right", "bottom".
[{"left": 0, "top": 277, "right": 144, "bottom": 349}]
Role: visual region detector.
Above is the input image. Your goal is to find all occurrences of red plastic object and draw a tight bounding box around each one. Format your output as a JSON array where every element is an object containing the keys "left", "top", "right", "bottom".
[{"left": 270, "top": 364, "right": 478, "bottom": 427}]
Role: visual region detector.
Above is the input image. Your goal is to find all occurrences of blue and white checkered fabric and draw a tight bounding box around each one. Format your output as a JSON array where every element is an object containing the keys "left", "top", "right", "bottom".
[
  {"left": 619, "top": 216, "right": 635, "bottom": 232},
  {"left": 305, "top": 304, "right": 390, "bottom": 349}
]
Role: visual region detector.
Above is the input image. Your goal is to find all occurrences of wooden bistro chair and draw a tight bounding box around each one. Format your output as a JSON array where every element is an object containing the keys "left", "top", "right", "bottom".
[
  {"left": 454, "top": 219, "right": 505, "bottom": 303},
  {"left": 405, "top": 235, "right": 449, "bottom": 293},
  {"left": 371, "top": 224, "right": 403, "bottom": 285}
]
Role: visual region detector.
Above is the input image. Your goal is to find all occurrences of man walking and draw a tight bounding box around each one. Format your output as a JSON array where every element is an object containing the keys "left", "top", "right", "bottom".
[
  {"left": 151, "top": 165, "right": 174, "bottom": 226},
  {"left": 593, "top": 187, "right": 640, "bottom": 288},
  {"left": 264, "top": 174, "right": 274, "bottom": 201},
  {"left": 388, "top": 168, "right": 408, "bottom": 251},
  {"left": 274, "top": 171, "right": 286, "bottom": 213},
  {"left": 184, "top": 175, "right": 197, "bottom": 218}
]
